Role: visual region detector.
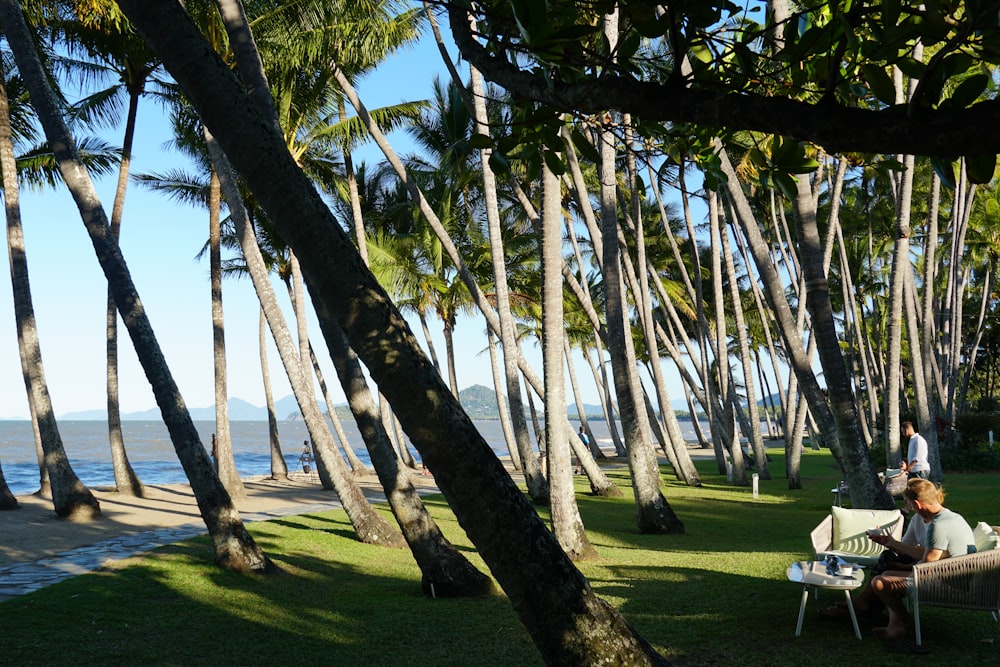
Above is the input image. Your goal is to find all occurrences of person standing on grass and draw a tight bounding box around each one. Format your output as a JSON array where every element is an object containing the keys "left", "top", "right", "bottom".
[
  {"left": 574, "top": 426, "right": 589, "bottom": 475},
  {"left": 901, "top": 421, "right": 930, "bottom": 480}
]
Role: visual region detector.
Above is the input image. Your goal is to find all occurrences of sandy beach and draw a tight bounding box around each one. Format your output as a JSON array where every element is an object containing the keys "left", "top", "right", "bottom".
[
  {"left": 0, "top": 470, "right": 441, "bottom": 569},
  {"left": 1, "top": 442, "right": 717, "bottom": 571}
]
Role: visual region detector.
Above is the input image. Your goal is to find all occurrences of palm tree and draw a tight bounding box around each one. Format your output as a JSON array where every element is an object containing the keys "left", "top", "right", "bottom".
[
  {"left": 0, "top": 460, "right": 16, "bottom": 509},
  {"left": 540, "top": 158, "right": 597, "bottom": 560},
  {"left": 0, "top": 50, "right": 99, "bottom": 519},
  {"left": 2, "top": 0, "right": 271, "bottom": 569},
  {"left": 46, "top": 0, "right": 165, "bottom": 498},
  {"left": 133, "top": 101, "right": 244, "bottom": 496},
  {"left": 0, "top": 1, "right": 273, "bottom": 572},
  {"left": 593, "top": 14, "right": 682, "bottom": 531},
  {"left": 118, "top": 1, "right": 671, "bottom": 660}
]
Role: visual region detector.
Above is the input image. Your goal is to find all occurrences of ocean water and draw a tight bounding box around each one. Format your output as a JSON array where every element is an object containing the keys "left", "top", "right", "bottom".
[{"left": 0, "top": 419, "right": 658, "bottom": 497}]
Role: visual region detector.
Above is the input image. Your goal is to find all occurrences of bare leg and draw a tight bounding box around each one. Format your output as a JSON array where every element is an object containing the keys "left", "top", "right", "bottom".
[{"left": 870, "top": 571, "right": 912, "bottom": 640}]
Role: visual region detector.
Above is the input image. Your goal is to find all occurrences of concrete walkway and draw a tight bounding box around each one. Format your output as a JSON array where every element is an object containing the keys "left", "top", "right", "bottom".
[{"left": 0, "top": 499, "right": 348, "bottom": 601}]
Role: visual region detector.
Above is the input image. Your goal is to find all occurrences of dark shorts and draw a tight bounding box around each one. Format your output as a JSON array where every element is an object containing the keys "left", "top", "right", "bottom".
[{"left": 907, "top": 469, "right": 930, "bottom": 480}]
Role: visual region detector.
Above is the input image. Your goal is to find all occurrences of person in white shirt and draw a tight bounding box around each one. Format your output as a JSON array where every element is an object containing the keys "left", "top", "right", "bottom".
[{"left": 901, "top": 421, "right": 930, "bottom": 480}]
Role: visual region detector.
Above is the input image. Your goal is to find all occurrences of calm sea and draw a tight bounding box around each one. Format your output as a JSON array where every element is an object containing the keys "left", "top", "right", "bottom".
[{"left": 0, "top": 419, "right": 662, "bottom": 496}]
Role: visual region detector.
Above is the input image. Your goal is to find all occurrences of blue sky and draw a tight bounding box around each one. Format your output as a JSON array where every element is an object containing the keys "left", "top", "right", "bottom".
[
  {"left": 0, "top": 18, "right": 710, "bottom": 421},
  {"left": 0, "top": 26, "right": 528, "bottom": 419}
]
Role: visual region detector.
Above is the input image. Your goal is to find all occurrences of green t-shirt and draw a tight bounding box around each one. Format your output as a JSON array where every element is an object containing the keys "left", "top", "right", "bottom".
[{"left": 927, "top": 508, "right": 976, "bottom": 557}]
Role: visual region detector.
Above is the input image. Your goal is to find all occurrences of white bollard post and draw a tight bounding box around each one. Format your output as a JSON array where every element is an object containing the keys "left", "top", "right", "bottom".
[{"left": 752, "top": 473, "right": 759, "bottom": 499}]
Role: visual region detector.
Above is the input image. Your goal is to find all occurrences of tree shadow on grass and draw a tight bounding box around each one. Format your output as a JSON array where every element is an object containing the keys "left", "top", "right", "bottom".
[{"left": 0, "top": 529, "right": 537, "bottom": 667}]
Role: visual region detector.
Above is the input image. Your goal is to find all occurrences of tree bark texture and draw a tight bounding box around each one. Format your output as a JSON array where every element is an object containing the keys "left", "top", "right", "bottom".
[{"left": 115, "top": 2, "right": 668, "bottom": 663}]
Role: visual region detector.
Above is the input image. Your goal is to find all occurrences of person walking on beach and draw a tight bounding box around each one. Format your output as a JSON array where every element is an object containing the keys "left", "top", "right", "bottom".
[{"left": 901, "top": 421, "right": 930, "bottom": 480}]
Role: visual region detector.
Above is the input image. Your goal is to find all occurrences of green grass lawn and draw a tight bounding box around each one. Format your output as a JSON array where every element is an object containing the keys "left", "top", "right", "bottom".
[{"left": 1, "top": 447, "right": 996, "bottom": 666}]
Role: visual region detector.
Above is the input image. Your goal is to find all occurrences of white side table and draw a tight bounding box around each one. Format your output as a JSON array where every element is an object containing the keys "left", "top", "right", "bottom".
[{"left": 786, "top": 560, "right": 865, "bottom": 640}]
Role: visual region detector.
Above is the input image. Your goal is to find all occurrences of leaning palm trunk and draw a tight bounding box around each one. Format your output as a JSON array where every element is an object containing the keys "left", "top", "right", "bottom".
[
  {"left": 122, "top": 2, "right": 670, "bottom": 661},
  {"left": 1, "top": 3, "right": 271, "bottom": 567},
  {"left": 718, "top": 145, "right": 890, "bottom": 507},
  {"left": 203, "top": 129, "right": 403, "bottom": 548},
  {"left": 309, "top": 344, "right": 370, "bottom": 474},
  {"left": 598, "top": 104, "right": 681, "bottom": 531},
  {"left": 0, "top": 461, "right": 17, "bottom": 509},
  {"left": 314, "top": 303, "right": 494, "bottom": 596},
  {"left": 0, "top": 59, "right": 99, "bottom": 520},
  {"left": 791, "top": 169, "right": 888, "bottom": 504}
]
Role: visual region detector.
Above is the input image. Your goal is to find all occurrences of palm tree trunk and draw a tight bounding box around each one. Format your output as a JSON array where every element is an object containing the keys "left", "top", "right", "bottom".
[
  {"left": 0, "top": 461, "right": 17, "bottom": 509},
  {"left": 597, "top": 18, "right": 681, "bottom": 532},
  {"left": 790, "top": 169, "right": 889, "bottom": 503},
  {"left": 541, "top": 161, "right": 597, "bottom": 559},
  {"left": 487, "top": 330, "right": 522, "bottom": 470},
  {"left": 308, "top": 344, "right": 370, "bottom": 474},
  {"left": 1, "top": 4, "right": 272, "bottom": 567},
  {"left": 208, "top": 166, "right": 243, "bottom": 497},
  {"left": 720, "top": 210, "right": 768, "bottom": 478},
  {"left": 469, "top": 60, "right": 545, "bottom": 503},
  {"left": 0, "top": 56, "right": 99, "bottom": 520},
  {"left": 259, "top": 308, "right": 288, "bottom": 480},
  {"left": 564, "top": 339, "right": 603, "bottom": 460},
  {"left": 313, "top": 301, "right": 493, "bottom": 596},
  {"left": 106, "top": 85, "right": 144, "bottom": 497},
  {"left": 203, "top": 129, "right": 403, "bottom": 547}
]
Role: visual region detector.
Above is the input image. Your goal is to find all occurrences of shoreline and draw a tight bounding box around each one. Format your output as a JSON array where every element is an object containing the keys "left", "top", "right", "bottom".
[
  {"left": 0, "top": 470, "right": 439, "bottom": 570},
  {"left": 1, "top": 442, "right": 721, "bottom": 571}
]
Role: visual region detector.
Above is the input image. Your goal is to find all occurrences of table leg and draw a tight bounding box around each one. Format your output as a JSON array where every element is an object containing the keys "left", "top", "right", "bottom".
[
  {"left": 795, "top": 585, "right": 809, "bottom": 636},
  {"left": 843, "top": 589, "right": 861, "bottom": 640}
]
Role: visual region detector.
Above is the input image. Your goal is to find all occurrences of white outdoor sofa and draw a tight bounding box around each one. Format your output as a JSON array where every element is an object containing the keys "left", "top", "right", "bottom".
[{"left": 810, "top": 506, "right": 904, "bottom": 566}]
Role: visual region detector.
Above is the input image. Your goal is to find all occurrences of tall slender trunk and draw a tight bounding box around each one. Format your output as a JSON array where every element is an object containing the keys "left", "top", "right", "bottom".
[
  {"left": 0, "top": 68, "right": 99, "bottom": 520},
  {"left": 597, "top": 13, "right": 681, "bottom": 532},
  {"left": 2, "top": 3, "right": 270, "bottom": 567},
  {"left": 469, "top": 59, "right": 546, "bottom": 504},
  {"left": 203, "top": 129, "right": 403, "bottom": 547},
  {"left": 541, "top": 161, "right": 596, "bottom": 559},
  {"left": 720, "top": 210, "right": 768, "bottom": 478},
  {"left": 106, "top": 86, "right": 143, "bottom": 497},
  {"left": 487, "top": 330, "right": 521, "bottom": 469},
  {"left": 209, "top": 166, "right": 242, "bottom": 497},
  {"left": 260, "top": 308, "right": 287, "bottom": 480},
  {"left": 120, "top": 2, "right": 670, "bottom": 660}
]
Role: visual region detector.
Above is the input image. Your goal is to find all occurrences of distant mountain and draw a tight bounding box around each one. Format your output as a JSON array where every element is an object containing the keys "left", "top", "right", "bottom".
[
  {"left": 61, "top": 396, "right": 302, "bottom": 422},
  {"left": 57, "top": 385, "right": 620, "bottom": 422}
]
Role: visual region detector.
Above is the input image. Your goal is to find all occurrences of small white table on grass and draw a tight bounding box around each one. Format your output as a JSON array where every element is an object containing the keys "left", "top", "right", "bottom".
[{"left": 786, "top": 560, "right": 865, "bottom": 640}]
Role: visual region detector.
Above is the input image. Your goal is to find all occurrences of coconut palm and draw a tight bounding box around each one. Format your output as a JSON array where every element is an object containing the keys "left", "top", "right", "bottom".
[
  {"left": 117, "top": 2, "right": 672, "bottom": 659},
  {"left": 1, "top": 0, "right": 270, "bottom": 569},
  {"left": 0, "top": 48, "right": 99, "bottom": 519},
  {"left": 44, "top": 0, "right": 169, "bottom": 498}
]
